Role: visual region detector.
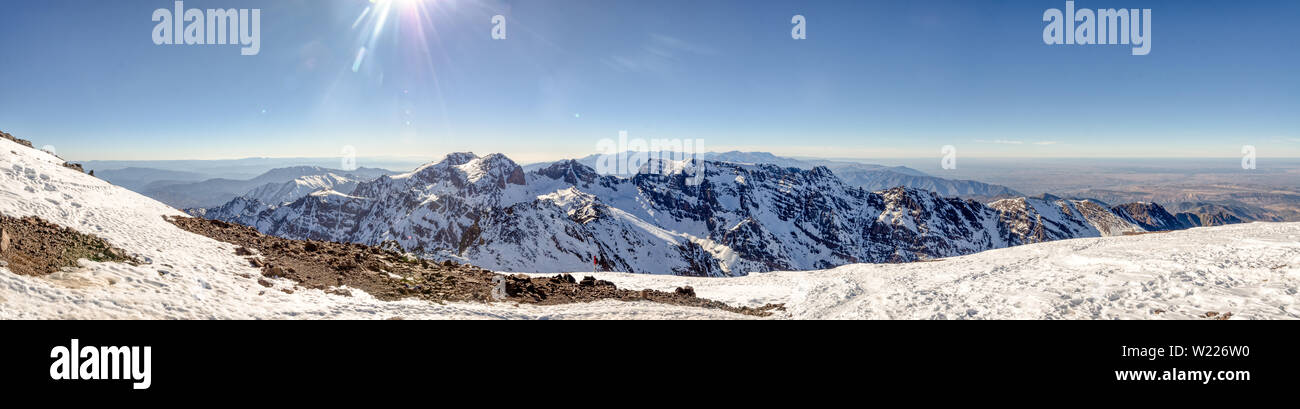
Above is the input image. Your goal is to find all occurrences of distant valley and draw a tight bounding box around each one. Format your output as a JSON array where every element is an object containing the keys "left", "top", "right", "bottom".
[{"left": 101, "top": 166, "right": 395, "bottom": 209}]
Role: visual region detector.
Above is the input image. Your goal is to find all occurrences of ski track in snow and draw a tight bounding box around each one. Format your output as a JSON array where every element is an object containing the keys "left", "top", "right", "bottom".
[{"left": 3, "top": 137, "right": 1299, "bottom": 319}]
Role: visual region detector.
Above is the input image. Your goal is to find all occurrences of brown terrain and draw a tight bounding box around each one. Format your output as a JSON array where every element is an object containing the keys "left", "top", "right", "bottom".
[
  {"left": 165, "top": 216, "right": 784, "bottom": 317},
  {"left": 1066, "top": 184, "right": 1300, "bottom": 223},
  {"left": 0, "top": 215, "right": 138, "bottom": 276}
]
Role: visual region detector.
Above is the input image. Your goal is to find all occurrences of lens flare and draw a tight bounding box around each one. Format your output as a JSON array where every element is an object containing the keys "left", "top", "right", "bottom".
[
  {"left": 344, "top": 0, "right": 457, "bottom": 136},
  {"left": 351, "top": 0, "right": 442, "bottom": 75}
]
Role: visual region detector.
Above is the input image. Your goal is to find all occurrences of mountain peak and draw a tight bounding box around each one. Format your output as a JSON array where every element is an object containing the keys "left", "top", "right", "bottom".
[
  {"left": 466, "top": 153, "right": 525, "bottom": 187},
  {"left": 439, "top": 152, "right": 480, "bottom": 166},
  {"left": 536, "top": 159, "right": 600, "bottom": 185},
  {"left": 397, "top": 152, "right": 482, "bottom": 180}
]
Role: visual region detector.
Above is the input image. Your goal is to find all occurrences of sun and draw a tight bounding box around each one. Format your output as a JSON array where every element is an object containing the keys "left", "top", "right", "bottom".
[{"left": 350, "top": 0, "right": 448, "bottom": 76}]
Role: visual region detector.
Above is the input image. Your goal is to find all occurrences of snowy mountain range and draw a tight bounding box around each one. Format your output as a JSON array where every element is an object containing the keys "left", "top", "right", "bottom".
[
  {"left": 198, "top": 152, "right": 1203, "bottom": 276},
  {"left": 105, "top": 165, "right": 394, "bottom": 209},
  {"left": 4, "top": 134, "right": 1298, "bottom": 319},
  {"left": 190, "top": 169, "right": 386, "bottom": 221},
  {"left": 528, "top": 150, "right": 1022, "bottom": 198}
]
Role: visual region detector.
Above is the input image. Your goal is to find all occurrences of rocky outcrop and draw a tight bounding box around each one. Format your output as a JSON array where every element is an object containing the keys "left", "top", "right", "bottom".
[
  {"left": 0, "top": 130, "right": 33, "bottom": 148},
  {"left": 1112, "top": 202, "right": 1186, "bottom": 231}
]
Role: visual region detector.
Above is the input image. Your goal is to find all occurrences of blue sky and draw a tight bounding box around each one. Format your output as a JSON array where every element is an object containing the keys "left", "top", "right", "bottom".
[{"left": 1, "top": 0, "right": 1297, "bottom": 162}]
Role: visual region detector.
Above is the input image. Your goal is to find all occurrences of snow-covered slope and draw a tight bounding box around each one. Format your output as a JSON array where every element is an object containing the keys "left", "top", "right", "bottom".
[
  {"left": 0, "top": 136, "right": 687, "bottom": 319},
  {"left": 196, "top": 172, "right": 368, "bottom": 225},
  {"left": 4, "top": 136, "right": 1297, "bottom": 319},
  {"left": 529, "top": 222, "right": 1300, "bottom": 319},
  {"left": 241, "top": 173, "right": 363, "bottom": 206}
]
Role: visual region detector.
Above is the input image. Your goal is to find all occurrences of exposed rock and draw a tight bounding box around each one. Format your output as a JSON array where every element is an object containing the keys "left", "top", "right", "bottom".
[
  {"left": 166, "top": 216, "right": 782, "bottom": 316},
  {"left": 0, "top": 214, "right": 138, "bottom": 275},
  {"left": 1112, "top": 202, "right": 1186, "bottom": 231},
  {"left": 0, "top": 130, "right": 34, "bottom": 148},
  {"left": 1204, "top": 311, "right": 1233, "bottom": 320},
  {"left": 263, "top": 265, "right": 285, "bottom": 277},
  {"left": 1176, "top": 212, "right": 1238, "bottom": 227}
]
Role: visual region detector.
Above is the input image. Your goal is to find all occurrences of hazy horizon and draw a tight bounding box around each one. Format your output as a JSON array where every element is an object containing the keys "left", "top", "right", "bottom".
[{"left": 77, "top": 151, "right": 1300, "bottom": 165}]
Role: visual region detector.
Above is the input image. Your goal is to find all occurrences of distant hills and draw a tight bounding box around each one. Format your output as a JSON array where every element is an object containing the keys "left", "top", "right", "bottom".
[{"left": 103, "top": 166, "right": 394, "bottom": 209}]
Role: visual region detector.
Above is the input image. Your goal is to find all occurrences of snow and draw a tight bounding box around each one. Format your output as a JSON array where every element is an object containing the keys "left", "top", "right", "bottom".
[
  {"left": 532, "top": 223, "right": 1300, "bottom": 319},
  {"left": 4, "top": 137, "right": 1299, "bottom": 319},
  {"left": 243, "top": 173, "right": 360, "bottom": 206},
  {"left": 309, "top": 189, "right": 363, "bottom": 199},
  {"left": 1, "top": 138, "right": 656, "bottom": 319}
]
